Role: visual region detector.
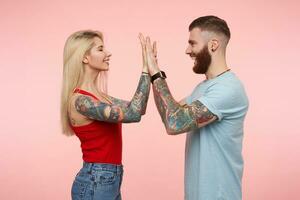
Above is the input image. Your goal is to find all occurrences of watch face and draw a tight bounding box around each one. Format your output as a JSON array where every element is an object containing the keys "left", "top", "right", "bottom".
[
  {"left": 151, "top": 71, "right": 165, "bottom": 83},
  {"left": 160, "top": 71, "right": 166, "bottom": 78}
]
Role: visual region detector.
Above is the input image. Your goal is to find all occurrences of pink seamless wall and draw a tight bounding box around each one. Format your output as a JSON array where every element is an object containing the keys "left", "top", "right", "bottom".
[{"left": 1, "top": 0, "right": 299, "bottom": 199}]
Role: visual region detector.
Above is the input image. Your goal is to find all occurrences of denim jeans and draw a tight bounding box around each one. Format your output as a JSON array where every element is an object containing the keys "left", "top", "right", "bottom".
[{"left": 71, "top": 162, "right": 123, "bottom": 200}]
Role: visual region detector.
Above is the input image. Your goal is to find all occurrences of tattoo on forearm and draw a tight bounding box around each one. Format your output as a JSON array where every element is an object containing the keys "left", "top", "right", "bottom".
[
  {"left": 129, "top": 74, "right": 151, "bottom": 115},
  {"left": 108, "top": 74, "right": 150, "bottom": 121},
  {"left": 152, "top": 78, "right": 216, "bottom": 134},
  {"left": 75, "top": 74, "right": 150, "bottom": 123}
]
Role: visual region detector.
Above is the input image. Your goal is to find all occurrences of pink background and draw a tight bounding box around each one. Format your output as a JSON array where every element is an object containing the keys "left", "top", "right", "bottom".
[{"left": 1, "top": 0, "right": 300, "bottom": 199}]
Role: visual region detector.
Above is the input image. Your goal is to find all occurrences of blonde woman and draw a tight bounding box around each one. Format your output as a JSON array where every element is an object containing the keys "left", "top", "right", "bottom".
[{"left": 61, "top": 30, "right": 151, "bottom": 200}]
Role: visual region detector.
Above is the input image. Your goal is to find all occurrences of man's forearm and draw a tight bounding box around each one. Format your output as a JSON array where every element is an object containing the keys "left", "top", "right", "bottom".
[
  {"left": 152, "top": 77, "right": 216, "bottom": 134},
  {"left": 152, "top": 78, "right": 188, "bottom": 134}
]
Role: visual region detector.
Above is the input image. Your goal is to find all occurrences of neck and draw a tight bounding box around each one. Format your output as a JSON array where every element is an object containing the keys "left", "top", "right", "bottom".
[
  {"left": 205, "top": 54, "right": 229, "bottom": 79},
  {"left": 79, "top": 65, "right": 100, "bottom": 92}
]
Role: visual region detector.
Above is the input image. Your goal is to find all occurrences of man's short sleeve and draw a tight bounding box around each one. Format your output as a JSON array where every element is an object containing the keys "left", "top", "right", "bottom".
[{"left": 197, "top": 83, "right": 247, "bottom": 121}]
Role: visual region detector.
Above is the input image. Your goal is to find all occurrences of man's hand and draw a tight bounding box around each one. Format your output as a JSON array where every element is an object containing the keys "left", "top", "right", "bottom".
[{"left": 145, "top": 36, "right": 160, "bottom": 76}]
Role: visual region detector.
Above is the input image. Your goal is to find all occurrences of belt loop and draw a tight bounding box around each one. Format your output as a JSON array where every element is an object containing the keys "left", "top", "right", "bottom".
[
  {"left": 117, "top": 165, "right": 122, "bottom": 174},
  {"left": 87, "top": 163, "right": 94, "bottom": 174}
]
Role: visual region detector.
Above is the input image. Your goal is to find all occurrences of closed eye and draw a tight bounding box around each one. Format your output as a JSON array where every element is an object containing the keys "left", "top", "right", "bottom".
[{"left": 97, "top": 45, "right": 104, "bottom": 51}]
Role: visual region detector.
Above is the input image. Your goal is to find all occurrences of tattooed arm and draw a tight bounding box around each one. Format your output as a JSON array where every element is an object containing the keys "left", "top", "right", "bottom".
[
  {"left": 75, "top": 73, "right": 151, "bottom": 123},
  {"left": 152, "top": 78, "right": 217, "bottom": 135},
  {"left": 106, "top": 74, "right": 150, "bottom": 116},
  {"left": 141, "top": 35, "right": 216, "bottom": 134}
]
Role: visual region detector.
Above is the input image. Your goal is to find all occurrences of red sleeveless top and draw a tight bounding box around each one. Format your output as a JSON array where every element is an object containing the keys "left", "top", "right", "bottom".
[{"left": 71, "top": 88, "right": 122, "bottom": 164}]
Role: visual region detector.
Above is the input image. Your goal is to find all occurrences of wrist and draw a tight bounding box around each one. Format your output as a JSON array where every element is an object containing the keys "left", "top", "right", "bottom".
[
  {"left": 148, "top": 63, "right": 160, "bottom": 75},
  {"left": 151, "top": 71, "right": 166, "bottom": 83},
  {"left": 149, "top": 68, "right": 160, "bottom": 76},
  {"left": 142, "top": 66, "right": 148, "bottom": 73}
]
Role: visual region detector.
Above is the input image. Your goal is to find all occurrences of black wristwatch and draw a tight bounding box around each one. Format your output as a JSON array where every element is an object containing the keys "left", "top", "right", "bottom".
[{"left": 151, "top": 71, "right": 167, "bottom": 83}]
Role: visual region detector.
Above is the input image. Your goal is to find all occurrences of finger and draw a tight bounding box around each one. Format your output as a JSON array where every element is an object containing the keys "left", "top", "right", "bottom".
[
  {"left": 139, "top": 33, "right": 145, "bottom": 49},
  {"left": 138, "top": 33, "right": 146, "bottom": 46},
  {"left": 147, "top": 37, "right": 154, "bottom": 53},
  {"left": 153, "top": 41, "right": 157, "bottom": 57},
  {"left": 138, "top": 34, "right": 144, "bottom": 56},
  {"left": 139, "top": 34, "right": 148, "bottom": 64},
  {"left": 141, "top": 34, "right": 147, "bottom": 50},
  {"left": 146, "top": 37, "right": 151, "bottom": 53}
]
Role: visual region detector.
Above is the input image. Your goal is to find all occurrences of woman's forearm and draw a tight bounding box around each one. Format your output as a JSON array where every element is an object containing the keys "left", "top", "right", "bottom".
[
  {"left": 75, "top": 74, "right": 150, "bottom": 123},
  {"left": 126, "top": 73, "right": 151, "bottom": 116}
]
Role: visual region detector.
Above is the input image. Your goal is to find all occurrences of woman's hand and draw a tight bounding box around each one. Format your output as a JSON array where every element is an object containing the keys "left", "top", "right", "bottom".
[{"left": 138, "top": 33, "right": 148, "bottom": 73}]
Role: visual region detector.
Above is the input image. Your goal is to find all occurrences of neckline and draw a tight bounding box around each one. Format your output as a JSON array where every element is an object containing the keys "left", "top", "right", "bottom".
[
  {"left": 73, "top": 88, "right": 99, "bottom": 100},
  {"left": 216, "top": 69, "right": 231, "bottom": 78},
  {"left": 204, "top": 69, "right": 232, "bottom": 83}
]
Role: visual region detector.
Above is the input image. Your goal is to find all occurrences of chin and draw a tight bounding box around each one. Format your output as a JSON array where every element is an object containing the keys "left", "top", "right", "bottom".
[
  {"left": 99, "top": 68, "right": 109, "bottom": 71},
  {"left": 100, "top": 64, "right": 109, "bottom": 71}
]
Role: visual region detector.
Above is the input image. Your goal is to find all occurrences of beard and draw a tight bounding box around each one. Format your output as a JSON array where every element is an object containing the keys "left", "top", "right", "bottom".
[{"left": 192, "top": 45, "right": 212, "bottom": 74}]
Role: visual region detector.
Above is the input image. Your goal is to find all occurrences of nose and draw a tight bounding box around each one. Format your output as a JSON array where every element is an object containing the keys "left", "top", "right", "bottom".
[
  {"left": 105, "top": 50, "right": 112, "bottom": 58},
  {"left": 185, "top": 46, "right": 192, "bottom": 55}
]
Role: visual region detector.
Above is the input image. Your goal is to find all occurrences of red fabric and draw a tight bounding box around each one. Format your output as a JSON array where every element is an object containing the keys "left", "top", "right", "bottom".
[{"left": 71, "top": 88, "right": 122, "bottom": 164}]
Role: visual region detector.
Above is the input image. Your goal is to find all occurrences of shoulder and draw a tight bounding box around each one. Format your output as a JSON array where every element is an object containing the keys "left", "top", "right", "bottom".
[
  {"left": 205, "top": 73, "right": 247, "bottom": 96},
  {"left": 70, "top": 93, "right": 90, "bottom": 105},
  {"left": 70, "top": 93, "right": 100, "bottom": 112}
]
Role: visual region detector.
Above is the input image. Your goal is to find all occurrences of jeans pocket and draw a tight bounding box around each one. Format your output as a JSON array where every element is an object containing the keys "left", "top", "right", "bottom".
[
  {"left": 71, "top": 180, "right": 88, "bottom": 200},
  {"left": 97, "top": 171, "right": 116, "bottom": 185}
]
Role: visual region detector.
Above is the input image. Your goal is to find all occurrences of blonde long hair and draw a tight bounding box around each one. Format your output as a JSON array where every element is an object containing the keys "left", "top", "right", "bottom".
[{"left": 61, "top": 30, "right": 108, "bottom": 136}]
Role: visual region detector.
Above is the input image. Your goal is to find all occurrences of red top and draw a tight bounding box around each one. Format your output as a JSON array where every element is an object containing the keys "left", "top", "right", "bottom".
[{"left": 71, "top": 88, "right": 122, "bottom": 164}]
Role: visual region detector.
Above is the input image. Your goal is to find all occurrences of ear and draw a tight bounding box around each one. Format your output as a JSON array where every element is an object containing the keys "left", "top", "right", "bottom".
[
  {"left": 83, "top": 55, "right": 89, "bottom": 64},
  {"left": 209, "top": 39, "right": 220, "bottom": 53}
]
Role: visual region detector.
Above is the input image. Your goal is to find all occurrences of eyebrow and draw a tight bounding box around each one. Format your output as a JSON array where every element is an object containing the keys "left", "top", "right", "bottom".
[{"left": 97, "top": 45, "right": 104, "bottom": 48}]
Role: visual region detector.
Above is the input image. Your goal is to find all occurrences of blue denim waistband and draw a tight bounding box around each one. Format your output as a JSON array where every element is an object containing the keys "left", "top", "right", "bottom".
[{"left": 82, "top": 162, "right": 123, "bottom": 174}]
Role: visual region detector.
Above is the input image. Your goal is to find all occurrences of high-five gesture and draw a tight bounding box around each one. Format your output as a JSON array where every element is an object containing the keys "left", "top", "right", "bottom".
[{"left": 139, "top": 33, "right": 160, "bottom": 76}]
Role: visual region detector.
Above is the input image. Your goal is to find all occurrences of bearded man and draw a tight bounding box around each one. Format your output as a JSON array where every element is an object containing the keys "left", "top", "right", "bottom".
[{"left": 144, "top": 15, "right": 249, "bottom": 200}]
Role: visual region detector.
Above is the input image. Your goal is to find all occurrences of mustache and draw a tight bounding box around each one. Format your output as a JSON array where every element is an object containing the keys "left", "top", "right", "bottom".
[{"left": 190, "top": 53, "right": 197, "bottom": 57}]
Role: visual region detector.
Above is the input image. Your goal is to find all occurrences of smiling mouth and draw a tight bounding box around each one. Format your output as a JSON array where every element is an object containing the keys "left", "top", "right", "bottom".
[{"left": 190, "top": 57, "right": 196, "bottom": 64}]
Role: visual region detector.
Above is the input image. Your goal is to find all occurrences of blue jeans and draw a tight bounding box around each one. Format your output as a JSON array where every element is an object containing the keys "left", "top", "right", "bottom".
[{"left": 71, "top": 162, "right": 123, "bottom": 200}]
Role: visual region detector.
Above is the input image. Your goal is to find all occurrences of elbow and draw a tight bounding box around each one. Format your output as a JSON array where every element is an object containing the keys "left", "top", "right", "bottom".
[
  {"left": 123, "top": 109, "right": 142, "bottom": 123},
  {"left": 163, "top": 109, "right": 186, "bottom": 135},
  {"left": 164, "top": 116, "right": 187, "bottom": 135},
  {"left": 134, "top": 114, "right": 142, "bottom": 122},
  {"left": 166, "top": 127, "right": 183, "bottom": 135},
  {"left": 128, "top": 113, "right": 142, "bottom": 123},
  {"left": 165, "top": 123, "right": 181, "bottom": 135},
  {"left": 166, "top": 128, "right": 177, "bottom": 135},
  {"left": 163, "top": 117, "right": 177, "bottom": 135}
]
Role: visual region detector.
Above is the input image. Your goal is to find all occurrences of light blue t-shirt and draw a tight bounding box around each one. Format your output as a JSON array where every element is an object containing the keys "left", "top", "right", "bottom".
[{"left": 185, "top": 71, "right": 249, "bottom": 200}]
